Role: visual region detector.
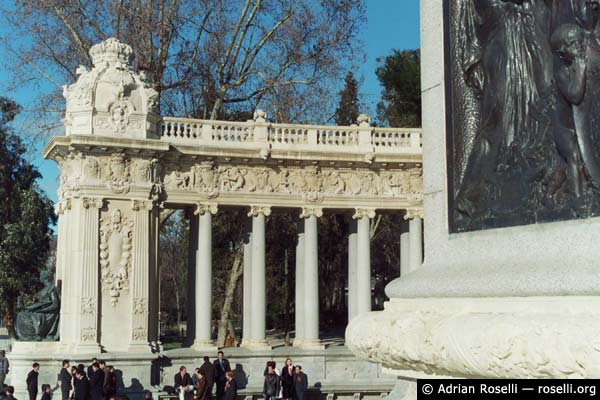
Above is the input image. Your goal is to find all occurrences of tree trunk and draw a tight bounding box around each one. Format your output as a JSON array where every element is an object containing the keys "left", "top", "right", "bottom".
[{"left": 217, "top": 245, "right": 244, "bottom": 346}]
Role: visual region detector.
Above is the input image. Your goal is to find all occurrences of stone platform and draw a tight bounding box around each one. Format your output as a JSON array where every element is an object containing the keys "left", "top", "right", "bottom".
[{"left": 8, "top": 344, "right": 396, "bottom": 400}]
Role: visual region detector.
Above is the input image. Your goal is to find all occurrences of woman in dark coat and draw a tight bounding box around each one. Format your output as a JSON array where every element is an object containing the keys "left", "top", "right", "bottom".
[
  {"left": 280, "top": 359, "right": 294, "bottom": 399},
  {"left": 223, "top": 372, "right": 237, "bottom": 400},
  {"left": 193, "top": 370, "right": 208, "bottom": 400},
  {"left": 74, "top": 371, "right": 90, "bottom": 400}
]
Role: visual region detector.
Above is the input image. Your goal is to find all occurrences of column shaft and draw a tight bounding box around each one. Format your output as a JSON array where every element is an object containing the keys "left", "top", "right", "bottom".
[
  {"left": 400, "top": 220, "right": 410, "bottom": 276},
  {"left": 242, "top": 219, "right": 252, "bottom": 343},
  {"left": 294, "top": 221, "right": 305, "bottom": 344},
  {"left": 250, "top": 213, "right": 267, "bottom": 343},
  {"left": 347, "top": 219, "right": 358, "bottom": 321},
  {"left": 409, "top": 217, "right": 423, "bottom": 272},
  {"left": 194, "top": 212, "right": 213, "bottom": 346},
  {"left": 356, "top": 216, "right": 372, "bottom": 315},
  {"left": 186, "top": 214, "right": 198, "bottom": 345},
  {"left": 303, "top": 215, "right": 319, "bottom": 342}
]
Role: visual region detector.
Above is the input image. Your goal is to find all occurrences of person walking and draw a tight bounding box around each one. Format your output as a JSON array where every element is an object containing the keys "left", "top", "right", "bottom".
[
  {"left": 59, "top": 360, "right": 72, "bottom": 400},
  {"left": 89, "top": 363, "right": 104, "bottom": 400},
  {"left": 26, "top": 363, "right": 40, "bottom": 400},
  {"left": 280, "top": 359, "right": 294, "bottom": 400},
  {"left": 0, "top": 351, "right": 9, "bottom": 389},
  {"left": 262, "top": 366, "right": 279, "bottom": 400},
  {"left": 222, "top": 372, "right": 236, "bottom": 400},
  {"left": 213, "top": 352, "right": 230, "bottom": 400},
  {"left": 198, "top": 357, "right": 215, "bottom": 399},
  {"left": 193, "top": 369, "right": 208, "bottom": 400},
  {"left": 291, "top": 366, "right": 307, "bottom": 400},
  {"left": 73, "top": 370, "right": 89, "bottom": 400}
]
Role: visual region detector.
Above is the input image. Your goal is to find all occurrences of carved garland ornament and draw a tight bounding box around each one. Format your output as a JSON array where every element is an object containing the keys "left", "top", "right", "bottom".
[{"left": 99, "top": 209, "right": 133, "bottom": 306}]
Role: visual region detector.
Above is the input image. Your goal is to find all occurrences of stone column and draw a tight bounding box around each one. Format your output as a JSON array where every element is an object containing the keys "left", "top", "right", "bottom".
[
  {"left": 400, "top": 219, "right": 410, "bottom": 276},
  {"left": 186, "top": 210, "right": 198, "bottom": 346},
  {"left": 354, "top": 208, "right": 375, "bottom": 316},
  {"left": 406, "top": 209, "right": 424, "bottom": 273},
  {"left": 241, "top": 218, "right": 252, "bottom": 346},
  {"left": 347, "top": 218, "right": 358, "bottom": 322},
  {"left": 128, "top": 200, "right": 155, "bottom": 352},
  {"left": 192, "top": 203, "right": 218, "bottom": 351},
  {"left": 294, "top": 221, "right": 305, "bottom": 346},
  {"left": 74, "top": 197, "right": 103, "bottom": 353},
  {"left": 300, "top": 207, "right": 324, "bottom": 349},
  {"left": 246, "top": 206, "right": 272, "bottom": 349}
]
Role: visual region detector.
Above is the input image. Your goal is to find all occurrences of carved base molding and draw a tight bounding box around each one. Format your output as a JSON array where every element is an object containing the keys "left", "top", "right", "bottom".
[{"left": 346, "top": 296, "right": 600, "bottom": 379}]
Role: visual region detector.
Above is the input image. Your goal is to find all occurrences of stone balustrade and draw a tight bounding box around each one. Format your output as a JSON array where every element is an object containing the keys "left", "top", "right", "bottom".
[{"left": 161, "top": 116, "right": 422, "bottom": 162}]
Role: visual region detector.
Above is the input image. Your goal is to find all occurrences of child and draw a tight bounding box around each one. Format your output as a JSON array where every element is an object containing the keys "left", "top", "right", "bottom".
[{"left": 41, "top": 384, "right": 52, "bottom": 400}]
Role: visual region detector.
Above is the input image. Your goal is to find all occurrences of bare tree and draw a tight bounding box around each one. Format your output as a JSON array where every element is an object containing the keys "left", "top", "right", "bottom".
[{"left": 2, "top": 0, "right": 366, "bottom": 137}]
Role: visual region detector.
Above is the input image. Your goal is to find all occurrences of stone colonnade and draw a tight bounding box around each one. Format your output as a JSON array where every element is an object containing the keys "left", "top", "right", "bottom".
[{"left": 184, "top": 204, "right": 424, "bottom": 350}]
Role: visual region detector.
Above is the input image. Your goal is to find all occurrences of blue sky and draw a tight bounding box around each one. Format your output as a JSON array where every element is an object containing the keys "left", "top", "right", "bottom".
[{"left": 1, "top": 0, "right": 420, "bottom": 205}]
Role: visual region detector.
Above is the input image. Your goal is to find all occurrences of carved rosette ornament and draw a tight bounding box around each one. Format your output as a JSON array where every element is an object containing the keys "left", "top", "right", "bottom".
[
  {"left": 300, "top": 207, "right": 323, "bottom": 219},
  {"left": 248, "top": 205, "right": 272, "bottom": 217},
  {"left": 352, "top": 208, "right": 376, "bottom": 220},
  {"left": 99, "top": 209, "right": 134, "bottom": 306}
]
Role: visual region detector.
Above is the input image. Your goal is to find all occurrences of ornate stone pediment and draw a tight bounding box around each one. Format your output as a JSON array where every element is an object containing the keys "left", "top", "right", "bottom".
[{"left": 62, "top": 38, "right": 160, "bottom": 139}]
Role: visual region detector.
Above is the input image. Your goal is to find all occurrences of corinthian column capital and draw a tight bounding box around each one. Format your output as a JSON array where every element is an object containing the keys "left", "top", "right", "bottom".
[
  {"left": 404, "top": 208, "right": 424, "bottom": 220},
  {"left": 248, "top": 205, "right": 272, "bottom": 217},
  {"left": 195, "top": 203, "right": 218, "bottom": 216},
  {"left": 300, "top": 207, "right": 323, "bottom": 219},
  {"left": 352, "top": 208, "right": 376, "bottom": 220}
]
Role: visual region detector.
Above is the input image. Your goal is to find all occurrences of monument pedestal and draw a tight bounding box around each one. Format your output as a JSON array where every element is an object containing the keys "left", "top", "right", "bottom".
[{"left": 347, "top": 0, "right": 600, "bottom": 395}]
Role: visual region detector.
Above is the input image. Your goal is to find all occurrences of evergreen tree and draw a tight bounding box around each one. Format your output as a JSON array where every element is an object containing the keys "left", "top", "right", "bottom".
[
  {"left": 0, "top": 97, "right": 55, "bottom": 335},
  {"left": 334, "top": 72, "right": 360, "bottom": 126},
  {"left": 375, "top": 49, "right": 421, "bottom": 127}
]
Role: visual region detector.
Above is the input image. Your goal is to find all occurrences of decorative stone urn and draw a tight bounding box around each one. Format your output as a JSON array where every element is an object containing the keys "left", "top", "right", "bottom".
[{"left": 62, "top": 37, "right": 160, "bottom": 139}]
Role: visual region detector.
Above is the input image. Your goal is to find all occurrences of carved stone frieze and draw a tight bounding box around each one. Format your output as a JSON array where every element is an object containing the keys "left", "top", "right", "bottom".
[
  {"left": 81, "top": 327, "right": 96, "bottom": 342},
  {"left": 162, "top": 162, "right": 422, "bottom": 202},
  {"left": 132, "top": 326, "right": 147, "bottom": 341},
  {"left": 99, "top": 209, "right": 133, "bottom": 306},
  {"left": 106, "top": 153, "right": 131, "bottom": 194},
  {"left": 80, "top": 297, "right": 97, "bottom": 316}
]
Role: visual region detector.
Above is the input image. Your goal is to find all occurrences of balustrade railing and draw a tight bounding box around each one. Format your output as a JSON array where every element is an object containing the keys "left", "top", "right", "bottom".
[{"left": 160, "top": 114, "right": 422, "bottom": 156}]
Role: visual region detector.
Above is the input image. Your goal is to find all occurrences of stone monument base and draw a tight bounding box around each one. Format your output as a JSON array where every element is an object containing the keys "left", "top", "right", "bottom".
[
  {"left": 347, "top": 296, "right": 600, "bottom": 380},
  {"left": 8, "top": 345, "right": 396, "bottom": 400}
]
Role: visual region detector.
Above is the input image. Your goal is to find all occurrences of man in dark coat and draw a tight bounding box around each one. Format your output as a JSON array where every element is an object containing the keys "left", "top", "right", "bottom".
[
  {"left": 26, "top": 363, "right": 39, "bottom": 400},
  {"left": 292, "top": 366, "right": 308, "bottom": 400},
  {"left": 59, "top": 360, "right": 72, "bottom": 400},
  {"left": 86, "top": 359, "right": 98, "bottom": 381},
  {"left": 213, "top": 352, "right": 231, "bottom": 400},
  {"left": 174, "top": 367, "right": 193, "bottom": 400},
  {"left": 102, "top": 366, "right": 116, "bottom": 400},
  {"left": 198, "top": 357, "right": 215, "bottom": 398},
  {"left": 74, "top": 370, "right": 90, "bottom": 400},
  {"left": 88, "top": 363, "right": 104, "bottom": 400}
]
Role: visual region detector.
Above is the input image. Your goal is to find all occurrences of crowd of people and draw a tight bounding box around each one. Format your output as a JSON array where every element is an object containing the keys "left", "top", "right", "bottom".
[
  {"left": 174, "top": 351, "right": 308, "bottom": 400},
  {"left": 0, "top": 351, "right": 310, "bottom": 400}
]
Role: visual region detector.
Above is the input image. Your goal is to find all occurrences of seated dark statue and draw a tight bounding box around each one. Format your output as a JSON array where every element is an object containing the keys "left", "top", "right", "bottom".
[{"left": 14, "top": 271, "right": 60, "bottom": 341}]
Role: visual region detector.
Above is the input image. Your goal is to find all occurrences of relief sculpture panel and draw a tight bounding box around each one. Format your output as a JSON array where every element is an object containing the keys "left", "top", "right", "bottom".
[
  {"left": 447, "top": 0, "right": 600, "bottom": 232},
  {"left": 162, "top": 162, "right": 422, "bottom": 202}
]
